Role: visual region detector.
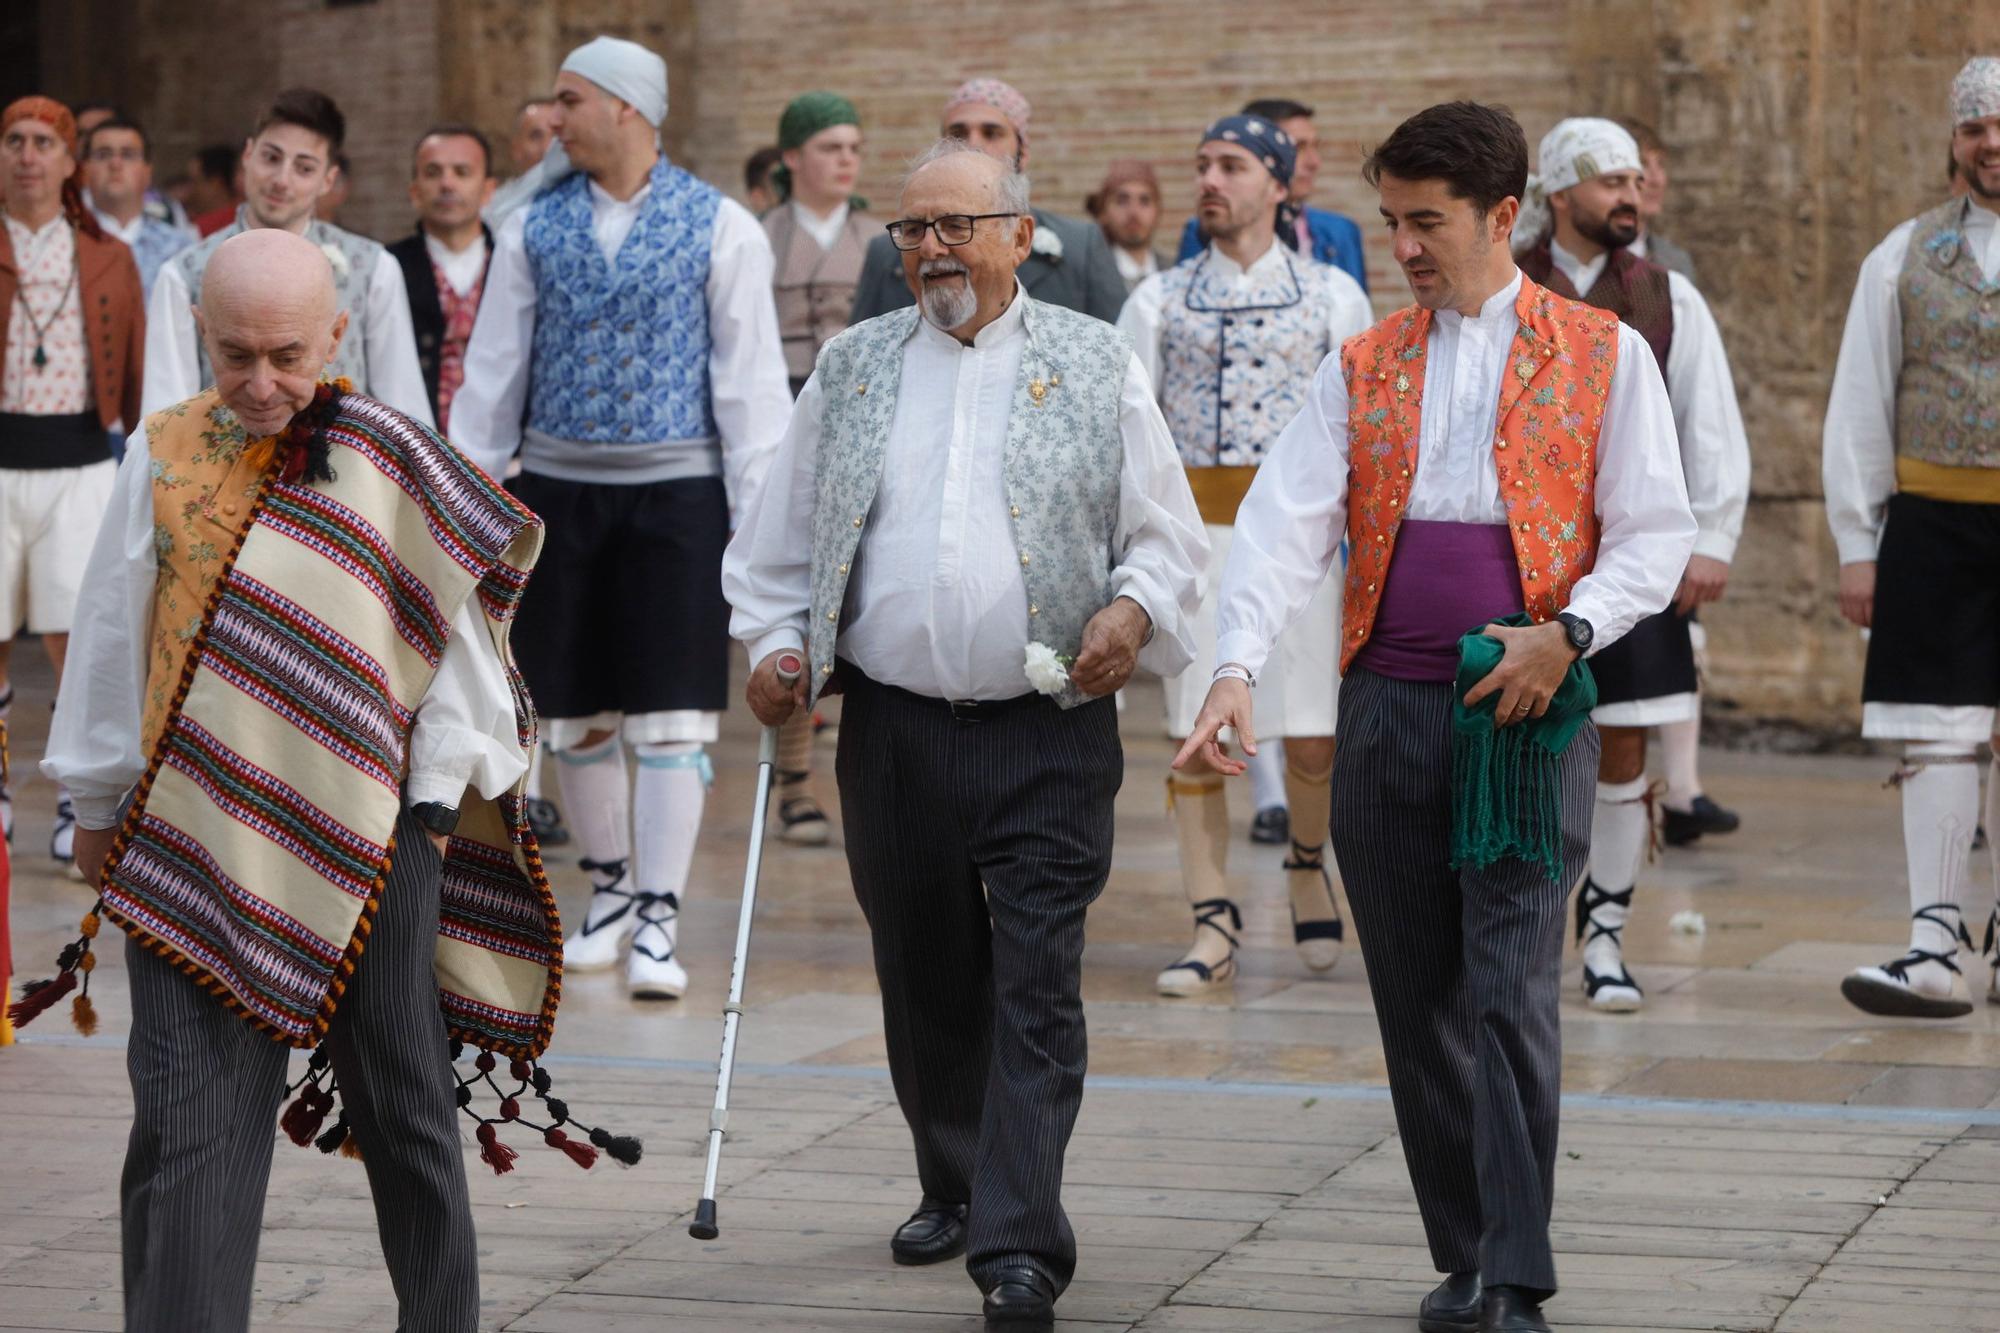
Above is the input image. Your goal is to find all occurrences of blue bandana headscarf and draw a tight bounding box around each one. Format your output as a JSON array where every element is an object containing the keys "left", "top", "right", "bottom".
[{"left": 1201, "top": 114, "right": 1296, "bottom": 187}]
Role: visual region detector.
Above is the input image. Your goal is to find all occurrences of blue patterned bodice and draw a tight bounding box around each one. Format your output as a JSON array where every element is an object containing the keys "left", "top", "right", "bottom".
[{"left": 523, "top": 159, "right": 720, "bottom": 444}]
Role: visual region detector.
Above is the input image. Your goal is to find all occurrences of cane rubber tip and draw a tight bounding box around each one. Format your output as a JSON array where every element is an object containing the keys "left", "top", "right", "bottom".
[{"left": 689, "top": 1198, "right": 719, "bottom": 1240}]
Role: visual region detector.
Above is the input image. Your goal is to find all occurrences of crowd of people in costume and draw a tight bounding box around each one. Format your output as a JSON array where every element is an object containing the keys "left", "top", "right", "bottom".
[{"left": 0, "top": 30, "right": 1996, "bottom": 1333}]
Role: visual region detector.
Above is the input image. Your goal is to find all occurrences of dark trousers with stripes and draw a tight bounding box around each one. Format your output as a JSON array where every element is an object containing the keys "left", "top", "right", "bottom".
[
  {"left": 834, "top": 666, "right": 1122, "bottom": 1294},
  {"left": 1329, "top": 668, "right": 1597, "bottom": 1299},
  {"left": 120, "top": 811, "right": 479, "bottom": 1332}
]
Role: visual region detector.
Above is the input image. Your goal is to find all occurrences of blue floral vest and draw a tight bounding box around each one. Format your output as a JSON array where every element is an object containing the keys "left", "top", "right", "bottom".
[{"left": 522, "top": 159, "right": 720, "bottom": 445}]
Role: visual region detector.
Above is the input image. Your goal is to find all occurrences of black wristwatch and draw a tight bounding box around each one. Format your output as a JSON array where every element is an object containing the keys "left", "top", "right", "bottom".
[
  {"left": 1555, "top": 612, "right": 1594, "bottom": 658},
  {"left": 410, "top": 801, "right": 460, "bottom": 837}
]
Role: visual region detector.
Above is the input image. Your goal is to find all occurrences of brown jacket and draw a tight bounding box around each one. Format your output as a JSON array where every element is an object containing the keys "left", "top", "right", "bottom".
[
  {"left": 763, "top": 204, "right": 877, "bottom": 384},
  {"left": 0, "top": 217, "right": 146, "bottom": 430}
]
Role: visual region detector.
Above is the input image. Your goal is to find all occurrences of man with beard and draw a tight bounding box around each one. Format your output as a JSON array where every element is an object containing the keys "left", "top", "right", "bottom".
[
  {"left": 846, "top": 79, "right": 1126, "bottom": 325},
  {"left": 1120, "top": 115, "right": 1371, "bottom": 996},
  {"left": 1087, "top": 159, "right": 1166, "bottom": 293},
  {"left": 1823, "top": 57, "right": 2000, "bottom": 1020},
  {"left": 1515, "top": 118, "right": 1749, "bottom": 1013},
  {"left": 388, "top": 126, "right": 497, "bottom": 434},
  {"left": 143, "top": 89, "right": 431, "bottom": 425},
  {"left": 725, "top": 139, "right": 1203, "bottom": 1324},
  {"left": 1179, "top": 101, "right": 1693, "bottom": 1331}
]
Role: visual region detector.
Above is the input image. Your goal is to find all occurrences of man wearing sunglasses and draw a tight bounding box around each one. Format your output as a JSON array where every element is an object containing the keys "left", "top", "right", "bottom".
[{"left": 725, "top": 139, "right": 1204, "bottom": 1326}]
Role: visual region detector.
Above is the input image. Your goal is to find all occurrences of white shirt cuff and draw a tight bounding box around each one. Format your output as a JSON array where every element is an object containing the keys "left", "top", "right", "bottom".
[
  {"left": 1213, "top": 629, "right": 1270, "bottom": 681},
  {"left": 71, "top": 790, "right": 133, "bottom": 832},
  {"left": 1834, "top": 532, "right": 1880, "bottom": 565},
  {"left": 405, "top": 771, "right": 471, "bottom": 810},
  {"left": 749, "top": 628, "right": 807, "bottom": 671},
  {"left": 1690, "top": 532, "right": 1738, "bottom": 563}
]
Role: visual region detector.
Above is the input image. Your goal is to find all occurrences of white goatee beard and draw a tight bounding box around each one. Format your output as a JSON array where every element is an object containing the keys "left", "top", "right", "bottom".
[{"left": 918, "top": 266, "right": 979, "bottom": 330}]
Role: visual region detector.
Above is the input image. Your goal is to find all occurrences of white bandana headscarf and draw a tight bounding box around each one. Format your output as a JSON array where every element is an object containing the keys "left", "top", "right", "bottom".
[
  {"left": 1514, "top": 117, "right": 1644, "bottom": 256},
  {"left": 1952, "top": 57, "right": 2000, "bottom": 126},
  {"left": 485, "top": 35, "right": 669, "bottom": 227}
]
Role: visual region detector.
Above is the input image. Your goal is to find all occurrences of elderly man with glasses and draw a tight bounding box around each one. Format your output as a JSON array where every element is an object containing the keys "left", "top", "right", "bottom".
[{"left": 724, "top": 138, "right": 1205, "bottom": 1327}]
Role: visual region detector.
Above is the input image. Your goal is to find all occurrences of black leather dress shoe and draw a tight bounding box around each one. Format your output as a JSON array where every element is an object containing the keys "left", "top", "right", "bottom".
[
  {"left": 1661, "top": 793, "right": 1740, "bottom": 846},
  {"left": 889, "top": 1201, "right": 967, "bottom": 1266},
  {"left": 1250, "top": 805, "right": 1291, "bottom": 844},
  {"left": 1418, "top": 1269, "right": 1481, "bottom": 1332},
  {"left": 981, "top": 1265, "right": 1056, "bottom": 1325},
  {"left": 1480, "top": 1284, "right": 1552, "bottom": 1332}
]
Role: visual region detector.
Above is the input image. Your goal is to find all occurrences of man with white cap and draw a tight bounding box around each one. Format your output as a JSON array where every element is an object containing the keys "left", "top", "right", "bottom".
[
  {"left": 1119, "top": 114, "right": 1371, "bottom": 998},
  {"left": 1823, "top": 56, "right": 2000, "bottom": 1020},
  {"left": 847, "top": 78, "right": 1126, "bottom": 325},
  {"left": 1514, "top": 117, "right": 1750, "bottom": 1013},
  {"left": 452, "top": 35, "right": 791, "bottom": 1001}
]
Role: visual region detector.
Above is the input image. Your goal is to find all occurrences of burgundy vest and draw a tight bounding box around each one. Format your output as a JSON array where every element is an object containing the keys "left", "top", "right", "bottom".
[{"left": 1519, "top": 237, "right": 1673, "bottom": 375}]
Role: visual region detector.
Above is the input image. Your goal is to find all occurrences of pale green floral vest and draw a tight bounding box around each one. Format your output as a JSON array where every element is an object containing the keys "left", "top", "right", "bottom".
[
  {"left": 807, "top": 299, "right": 1130, "bottom": 709},
  {"left": 1895, "top": 197, "right": 2000, "bottom": 469},
  {"left": 177, "top": 211, "right": 381, "bottom": 392}
]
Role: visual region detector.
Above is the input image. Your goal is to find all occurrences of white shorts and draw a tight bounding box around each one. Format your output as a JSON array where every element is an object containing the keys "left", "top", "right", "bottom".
[
  {"left": 1592, "top": 692, "right": 1700, "bottom": 727},
  {"left": 544, "top": 710, "right": 721, "bottom": 751},
  {"left": 1861, "top": 702, "right": 1999, "bottom": 745},
  {"left": 1163, "top": 522, "right": 1339, "bottom": 740},
  {"left": 0, "top": 461, "right": 117, "bottom": 635}
]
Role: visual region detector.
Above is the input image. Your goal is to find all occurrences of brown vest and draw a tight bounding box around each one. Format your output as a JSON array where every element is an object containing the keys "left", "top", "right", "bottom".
[
  {"left": 763, "top": 205, "right": 876, "bottom": 383},
  {"left": 1519, "top": 237, "right": 1674, "bottom": 379}
]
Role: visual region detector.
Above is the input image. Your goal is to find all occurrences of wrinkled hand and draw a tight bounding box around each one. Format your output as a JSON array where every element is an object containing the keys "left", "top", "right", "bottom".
[
  {"left": 73, "top": 824, "right": 118, "bottom": 889},
  {"left": 1461, "top": 620, "right": 1576, "bottom": 729},
  {"left": 1838, "top": 561, "right": 1875, "bottom": 629},
  {"left": 1172, "top": 676, "right": 1255, "bottom": 775},
  {"left": 1070, "top": 597, "right": 1150, "bottom": 698},
  {"left": 746, "top": 649, "right": 809, "bottom": 726},
  {"left": 1673, "top": 554, "right": 1731, "bottom": 615}
]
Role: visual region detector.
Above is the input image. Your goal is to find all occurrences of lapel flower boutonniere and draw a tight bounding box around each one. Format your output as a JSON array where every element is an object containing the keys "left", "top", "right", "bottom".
[
  {"left": 320, "top": 241, "right": 351, "bottom": 281},
  {"left": 1029, "top": 225, "right": 1064, "bottom": 264},
  {"left": 1024, "top": 642, "right": 1074, "bottom": 696}
]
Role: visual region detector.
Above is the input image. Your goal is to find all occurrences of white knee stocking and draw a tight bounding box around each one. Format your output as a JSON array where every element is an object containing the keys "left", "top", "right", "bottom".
[
  {"left": 1900, "top": 743, "right": 1980, "bottom": 957},
  {"left": 554, "top": 734, "right": 630, "bottom": 884}
]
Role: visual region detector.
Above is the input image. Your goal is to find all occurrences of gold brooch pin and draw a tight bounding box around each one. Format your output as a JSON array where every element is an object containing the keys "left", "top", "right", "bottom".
[{"left": 1028, "top": 377, "right": 1048, "bottom": 406}]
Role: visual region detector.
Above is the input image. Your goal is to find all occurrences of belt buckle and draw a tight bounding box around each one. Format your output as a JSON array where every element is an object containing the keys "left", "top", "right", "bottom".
[{"left": 948, "top": 699, "right": 983, "bottom": 723}]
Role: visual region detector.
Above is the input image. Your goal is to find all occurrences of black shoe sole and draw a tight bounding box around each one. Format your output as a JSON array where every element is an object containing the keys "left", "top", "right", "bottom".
[
  {"left": 890, "top": 1233, "right": 967, "bottom": 1266},
  {"left": 1417, "top": 1315, "right": 1479, "bottom": 1333},
  {"left": 1841, "top": 974, "right": 1973, "bottom": 1019},
  {"left": 983, "top": 1308, "right": 1054, "bottom": 1327}
]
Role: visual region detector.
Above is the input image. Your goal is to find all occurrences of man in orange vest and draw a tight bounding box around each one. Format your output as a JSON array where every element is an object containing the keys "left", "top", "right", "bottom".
[{"left": 1178, "top": 102, "right": 1694, "bottom": 1333}]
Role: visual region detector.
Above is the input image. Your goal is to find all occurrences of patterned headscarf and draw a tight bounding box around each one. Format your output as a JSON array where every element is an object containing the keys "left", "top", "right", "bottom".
[
  {"left": 1087, "top": 159, "right": 1159, "bottom": 216},
  {"left": 1, "top": 96, "right": 103, "bottom": 240},
  {"left": 1952, "top": 57, "right": 2000, "bottom": 125},
  {"left": 771, "top": 91, "right": 864, "bottom": 207},
  {"left": 1514, "top": 117, "right": 1642, "bottom": 256},
  {"left": 1201, "top": 114, "right": 1297, "bottom": 187},
  {"left": 944, "top": 78, "right": 1031, "bottom": 145}
]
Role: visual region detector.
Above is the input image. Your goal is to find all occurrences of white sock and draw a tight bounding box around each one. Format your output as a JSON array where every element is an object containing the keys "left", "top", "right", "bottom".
[
  {"left": 555, "top": 734, "right": 630, "bottom": 875},
  {"left": 1247, "top": 739, "right": 1288, "bottom": 812},
  {"left": 1987, "top": 755, "right": 1999, "bottom": 928},
  {"left": 1900, "top": 743, "right": 1979, "bottom": 956},
  {"left": 1589, "top": 777, "right": 1651, "bottom": 895},
  {"left": 1659, "top": 712, "right": 1702, "bottom": 812},
  {"left": 633, "top": 741, "right": 709, "bottom": 914}
]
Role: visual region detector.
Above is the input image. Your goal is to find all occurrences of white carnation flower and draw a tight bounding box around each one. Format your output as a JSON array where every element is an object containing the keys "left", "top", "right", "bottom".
[
  {"left": 1029, "top": 226, "right": 1063, "bottom": 262},
  {"left": 1023, "top": 642, "right": 1072, "bottom": 695},
  {"left": 320, "top": 242, "right": 351, "bottom": 280}
]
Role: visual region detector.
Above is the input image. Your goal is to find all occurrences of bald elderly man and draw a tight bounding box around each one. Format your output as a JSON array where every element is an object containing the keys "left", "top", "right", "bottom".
[{"left": 41, "top": 228, "right": 555, "bottom": 1332}]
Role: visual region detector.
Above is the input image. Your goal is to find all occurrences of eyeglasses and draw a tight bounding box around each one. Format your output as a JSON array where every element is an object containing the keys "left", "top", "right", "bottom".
[
  {"left": 87, "top": 147, "right": 145, "bottom": 164},
  {"left": 884, "top": 212, "right": 1018, "bottom": 250}
]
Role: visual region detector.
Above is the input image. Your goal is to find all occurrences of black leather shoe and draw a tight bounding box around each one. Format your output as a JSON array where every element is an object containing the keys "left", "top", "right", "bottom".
[
  {"left": 1250, "top": 805, "right": 1290, "bottom": 845},
  {"left": 889, "top": 1201, "right": 967, "bottom": 1266},
  {"left": 1480, "top": 1284, "right": 1552, "bottom": 1332},
  {"left": 1661, "top": 794, "right": 1739, "bottom": 846},
  {"left": 1418, "top": 1269, "right": 1481, "bottom": 1332},
  {"left": 981, "top": 1265, "right": 1056, "bottom": 1325}
]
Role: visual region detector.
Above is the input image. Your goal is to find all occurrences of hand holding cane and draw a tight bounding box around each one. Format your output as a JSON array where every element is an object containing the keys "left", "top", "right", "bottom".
[{"left": 690, "top": 650, "right": 803, "bottom": 1239}]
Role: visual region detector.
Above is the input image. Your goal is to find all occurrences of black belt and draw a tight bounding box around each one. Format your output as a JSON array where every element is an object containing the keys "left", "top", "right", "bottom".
[
  {"left": 838, "top": 658, "right": 1044, "bottom": 723},
  {"left": 0, "top": 411, "right": 110, "bottom": 470}
]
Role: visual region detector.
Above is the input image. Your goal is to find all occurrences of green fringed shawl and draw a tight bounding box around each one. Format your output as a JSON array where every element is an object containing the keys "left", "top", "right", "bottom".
[{"left": 1450, "top": 614, "right": 1597, "bottom": 882}]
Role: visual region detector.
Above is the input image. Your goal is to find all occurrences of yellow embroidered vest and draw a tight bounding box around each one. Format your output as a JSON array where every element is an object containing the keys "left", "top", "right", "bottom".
[{"left": 1339, "top": 278, "right": 1619, "bottom": 673}]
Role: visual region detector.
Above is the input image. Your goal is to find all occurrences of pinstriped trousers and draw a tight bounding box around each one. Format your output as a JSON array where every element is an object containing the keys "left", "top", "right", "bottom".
[
  {"left": 834, "top": 666, "right": 1122, "bottom": 1296},
  {"left": 120, "top": 810, "right": 479, "bottom": 1332},
  {"left": 1329, "top": 668, "right": 1596, "bottom": 1300}
]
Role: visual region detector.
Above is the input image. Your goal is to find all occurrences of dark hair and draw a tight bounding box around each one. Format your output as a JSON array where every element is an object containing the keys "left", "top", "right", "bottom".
[
  {"left": 1242, "top": 98, "right": 1314, "bottom": 124},
  {"left": 194, "top": 142, "right": 238, "bottom": 183},
  {"left": 413, "top": 123, "right": 494, "bottom": 178},
  {"left": 744, "top": 144, "right": 783, "bottom": 194},
  {"left": 1948, "top": 150, "right": 1960, "bottom": 184},
  {"left": 1618, "top": 116, "right": 1665, "bottom": 157},
  {"left": 86, "top": 115, "right": 150, "bottom": 159},
  {"left": 254, "top": 87, "right": 346, "bottom": 156},
  {"left": 74, "top": 100, "right": 121, "bottom": 119},
  {"left": 331, "top": 150, "right": 351, "bottom": 176},
  {"left": 1363, "top": 101, "right": 1527, "bottom": 216}
]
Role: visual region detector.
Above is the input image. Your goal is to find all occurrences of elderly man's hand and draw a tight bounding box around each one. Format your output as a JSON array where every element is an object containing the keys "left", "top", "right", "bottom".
[
  {"left": 1070, "top": 597, "right": 1150, "bottom": 698},
  {"left": 746, "top": 649, "right": 809, "bottom": 727},
  {"left": 1461, "top": 620, "right": 1577, "bottom": 729},
  {"left": 73, "top": 824, "right": 119, "bottom": 889}
]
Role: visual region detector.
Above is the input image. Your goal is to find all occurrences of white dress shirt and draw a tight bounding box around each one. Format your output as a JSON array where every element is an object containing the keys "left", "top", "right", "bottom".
[
  {"left": 1114, "top": 246, "right": 1160, "bottom": 289},
  {"left": 448, "top": 170, "right": 792, "bottom": 515},
  {"left": 142, "top": 237, "right": 435, "bottom": 429},
  {"left": 1823, "top": 199, "right": 2000, "bottom": 565},
  {"left": 43, "top": 429, "right": 527, "bottom": 830},
  {"left": 723, "top": 284, "right": 1209, "bottom": 701},
  {"left": 1215, "top": 270, "right": 1696, "bottom": 678},
  {"left": 425, "top": 229, "right": 489, "bottom": 297},
  {"left": 1549, "top": 239, "right": 1751, "bottom": 562},
  {"left": 1118, "top": 240, "right": 1375, "bottom": 393},
  {"left": 791, "top": 200, "right": 850, "bottom": 253}
]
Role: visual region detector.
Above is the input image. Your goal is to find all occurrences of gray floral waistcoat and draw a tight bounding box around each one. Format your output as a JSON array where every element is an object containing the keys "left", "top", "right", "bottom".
[
  {"left": 177, "top": 211, "right": 381, "bottom": 391},
  {"left": 807, "top": 299, "right": 1131, "bottom": 709},
  {"left": 1895, "top": 197, "right": 2000, "bottom": 470}
]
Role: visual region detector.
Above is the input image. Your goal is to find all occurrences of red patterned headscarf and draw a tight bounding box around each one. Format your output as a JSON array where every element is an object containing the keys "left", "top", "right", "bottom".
[{"left": 1, "top": 96, "right": 104, "bottom": 241}]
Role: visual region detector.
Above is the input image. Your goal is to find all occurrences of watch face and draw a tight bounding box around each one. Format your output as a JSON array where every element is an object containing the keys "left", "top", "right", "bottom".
[{"left": 1569, "top": 618, "right": 1594, "bottom": 651}]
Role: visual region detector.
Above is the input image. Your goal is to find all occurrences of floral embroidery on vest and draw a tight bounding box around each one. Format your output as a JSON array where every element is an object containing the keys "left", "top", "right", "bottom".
[
  {"left": 431, "top": 258, "right": 484, "bottom": 435},
  {"left": 1339, "top": 278, "right": 1618, "bottom": 672}
]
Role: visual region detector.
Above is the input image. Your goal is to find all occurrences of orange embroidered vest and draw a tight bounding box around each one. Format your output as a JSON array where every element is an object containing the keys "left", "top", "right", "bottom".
[{"left": 1338, "top": 277, "right": 1620, "bottom": 673}]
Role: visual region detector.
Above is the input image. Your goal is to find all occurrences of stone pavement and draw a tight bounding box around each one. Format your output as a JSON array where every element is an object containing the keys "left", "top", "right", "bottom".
[{"left": 5, "top": 658, "right": 1999, "bottom": 1330}]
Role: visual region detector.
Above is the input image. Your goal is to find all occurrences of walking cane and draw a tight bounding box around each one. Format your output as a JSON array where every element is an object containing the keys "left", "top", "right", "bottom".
[{"left": 690, "top": 651, "right": 804, "bottom": 1240}]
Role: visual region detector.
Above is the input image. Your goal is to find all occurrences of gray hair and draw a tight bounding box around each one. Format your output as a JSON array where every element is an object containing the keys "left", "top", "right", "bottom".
[{"left": 902, "top": 137, "right": 1032, "bottom": 215}]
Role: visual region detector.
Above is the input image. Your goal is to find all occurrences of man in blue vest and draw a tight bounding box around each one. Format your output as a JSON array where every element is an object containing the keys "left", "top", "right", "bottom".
[{"left": 452, "top": 35, "right": 791, "bottom": 1003}]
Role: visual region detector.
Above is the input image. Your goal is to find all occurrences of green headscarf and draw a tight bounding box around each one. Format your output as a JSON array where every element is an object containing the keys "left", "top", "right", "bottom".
[
  {"left": 1449, "top": 614, "right": 1598, "bottom": 883},
  {"left": 771, "top": 91, "right": 861, "bottom": 205}
]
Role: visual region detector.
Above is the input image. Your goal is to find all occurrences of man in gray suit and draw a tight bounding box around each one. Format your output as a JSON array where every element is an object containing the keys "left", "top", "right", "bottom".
[{"left": 847, "top": 78, "right": 1127, "bottom": 325}]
